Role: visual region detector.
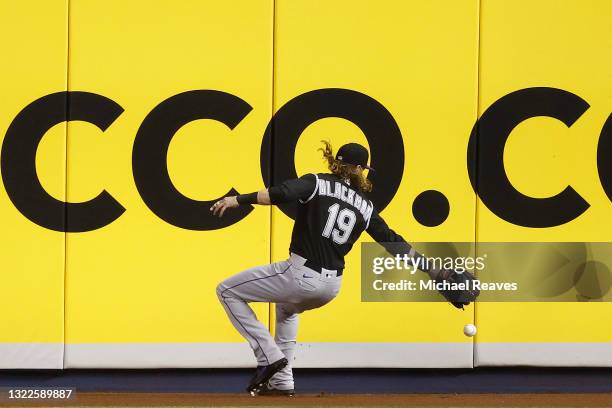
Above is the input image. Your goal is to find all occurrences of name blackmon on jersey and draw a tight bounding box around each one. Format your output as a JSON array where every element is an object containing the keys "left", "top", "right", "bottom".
[{"left": 316, "top": 178, "right": 374, "bottom": 224}]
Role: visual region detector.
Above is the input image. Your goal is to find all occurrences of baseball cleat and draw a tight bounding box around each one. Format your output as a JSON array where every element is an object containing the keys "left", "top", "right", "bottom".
[
  {"left": 246, "top": 358, "right": 288, "bottom": 394},
  {"left": 255, "top": 382, "right": 295, "bottom": 397}
]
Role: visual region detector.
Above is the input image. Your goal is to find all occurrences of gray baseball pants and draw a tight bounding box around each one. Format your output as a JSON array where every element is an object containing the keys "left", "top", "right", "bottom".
[{"left": 216, "top": 252, "right": 342, "bottom": 390}]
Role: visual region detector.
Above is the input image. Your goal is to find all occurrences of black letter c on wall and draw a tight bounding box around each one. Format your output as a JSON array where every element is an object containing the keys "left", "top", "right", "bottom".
[
  {"left": 132, "top": 90, "right": 253, "bottom": 230},
  {"left": 1, "top": 91, "right": 125, "bottom": 232},
  {"left": 468, "top": 87, "right": 590, "bottom": 228}
]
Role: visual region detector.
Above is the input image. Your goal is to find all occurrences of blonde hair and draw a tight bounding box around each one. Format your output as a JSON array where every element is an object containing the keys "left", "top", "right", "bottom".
[{"left": 318, "top": 140, "right": 372, "bottom": 193}]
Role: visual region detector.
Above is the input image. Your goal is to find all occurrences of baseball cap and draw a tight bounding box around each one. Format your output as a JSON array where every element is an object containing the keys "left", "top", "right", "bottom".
[{"left": 335, "top": 143, "right": 375, "bottom": 171}]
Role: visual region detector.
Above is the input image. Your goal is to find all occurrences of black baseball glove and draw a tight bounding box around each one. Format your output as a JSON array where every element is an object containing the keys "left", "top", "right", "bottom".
[{"left": 435, "top": 269, "right": 480, "bottom": 309}]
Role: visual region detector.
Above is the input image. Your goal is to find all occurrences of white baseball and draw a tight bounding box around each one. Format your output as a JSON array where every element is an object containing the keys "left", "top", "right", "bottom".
[{"left": 463, "top": 324, "right": 477, "bottom": 337}]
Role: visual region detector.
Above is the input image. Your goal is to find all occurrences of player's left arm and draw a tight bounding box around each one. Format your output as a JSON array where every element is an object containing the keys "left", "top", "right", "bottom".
[
  {"left": 210, "top": 174, "right": 317, "bottom": 217},
  {"left": 366, "top": 211, "right": 439, "bottom": 278},
  {"left": 366, "top": 210, "right": 479, "bottom": 309}
]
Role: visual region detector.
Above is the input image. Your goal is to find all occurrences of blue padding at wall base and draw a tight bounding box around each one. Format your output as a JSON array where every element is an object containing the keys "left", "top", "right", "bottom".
[{"left": 1, "top": 368, "right": 612, "bottom": 394}]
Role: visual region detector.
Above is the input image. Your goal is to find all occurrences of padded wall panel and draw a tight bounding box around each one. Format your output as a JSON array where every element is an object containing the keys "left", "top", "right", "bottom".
[
  {"left": 64, "top": 0, "right": 273, "bottom": 367},
  {"left": 475, "top": 0, "right": 612, "bottom": 366},
  {"left": 271, "top": 0, "right": 479, "bottom": 368},
  {"left": 0, "top": 0, "right": 67, "bottom": 368}
]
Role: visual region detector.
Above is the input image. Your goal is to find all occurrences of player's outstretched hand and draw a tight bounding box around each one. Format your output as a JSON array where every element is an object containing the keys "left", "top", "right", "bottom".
[{"left": 210, "top": 196, "right": 239, "bottom": 217}]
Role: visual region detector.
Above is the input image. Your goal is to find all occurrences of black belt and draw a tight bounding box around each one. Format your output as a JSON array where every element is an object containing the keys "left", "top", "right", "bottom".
[{"left": 303, "top": 258, "right": 344, "bottom": 277}]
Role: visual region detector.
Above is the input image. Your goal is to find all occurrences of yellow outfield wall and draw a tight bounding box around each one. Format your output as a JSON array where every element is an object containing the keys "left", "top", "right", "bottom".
[{"left": 0, "top": 0, "right": 611, "bottom": 368}]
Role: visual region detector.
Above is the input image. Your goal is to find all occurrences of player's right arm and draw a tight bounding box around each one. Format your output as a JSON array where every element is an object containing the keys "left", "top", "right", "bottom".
[{"left": 210, "top": 174, "right": 317, "bottom": 217}]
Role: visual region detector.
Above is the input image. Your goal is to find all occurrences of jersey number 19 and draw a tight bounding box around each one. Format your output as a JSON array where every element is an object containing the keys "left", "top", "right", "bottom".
[{"left": 322, "top": 203, "right": 356, "bottom": 245}]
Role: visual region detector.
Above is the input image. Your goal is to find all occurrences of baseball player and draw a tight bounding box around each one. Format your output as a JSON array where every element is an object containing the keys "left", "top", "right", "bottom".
[{"left": 211, "top": 141, "right": 478, "bottom": 396}]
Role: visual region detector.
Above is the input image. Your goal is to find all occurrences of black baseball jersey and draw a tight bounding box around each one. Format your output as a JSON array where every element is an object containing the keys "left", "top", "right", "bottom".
[{"left": 268, "top": 173, "right": 412, "bottom": 270}]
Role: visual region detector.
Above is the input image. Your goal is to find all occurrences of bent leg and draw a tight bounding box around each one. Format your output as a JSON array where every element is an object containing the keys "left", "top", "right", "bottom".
[
  {"left": 268, "top": 302, "right": 300, "bottom": 390},
  {"left": 267, "top": 272, "right": 343, "bottom": 390},
  {"left": 216, "top": 261, "right": 293, "bottom": 366}
]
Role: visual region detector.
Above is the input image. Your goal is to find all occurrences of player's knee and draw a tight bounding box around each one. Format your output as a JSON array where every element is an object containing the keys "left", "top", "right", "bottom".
[
  {"left": 215, "top": 282, "right": 225, "bottom": 299},
  {"left": 276, "top": 303, "right": 299, "bottom": 321}
]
